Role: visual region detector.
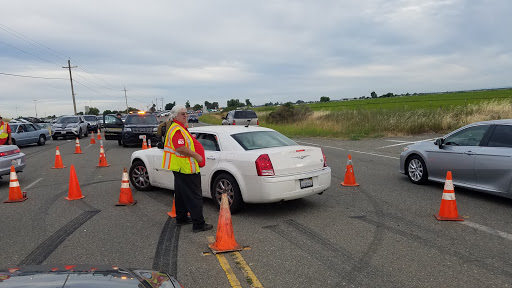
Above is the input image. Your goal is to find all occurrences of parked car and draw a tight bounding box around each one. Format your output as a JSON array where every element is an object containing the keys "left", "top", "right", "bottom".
[
  {"left": 83, "top": 115, "right": 100, "bottom": 132},
  {"left": 129, "top": 126, "right": 331, "bottom": 213},
  {"left": 221, "top": 110, "right": 259, "bottom": 126},
  {"left": 103, "top": 113, "right": 159, "bottom": 147},
  {"left": 96, "top": 115, "right": 104, "bottom": 128},
  {"left": 0, "top": 264, "right": 183, "bottom": 287},
  {"left": 188, "top": 115, "right": 199, "bottom": 123},
  {"left": 9, "top": 122, "right": 50, "bottom": 146},
  {"left": 0, "top": 145, "right": 26, "bottom": 179},
  {"left": 400, "top": 119, "right": 512, "bottom": 199},
  {"left": 51, "top": 115, "right": 89, "bottom": 140}
]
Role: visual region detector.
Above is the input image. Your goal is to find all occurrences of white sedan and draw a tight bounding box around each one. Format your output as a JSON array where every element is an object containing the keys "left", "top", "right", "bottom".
[{"left": 129, "top": 126, "right": 331, "bottom": 213}]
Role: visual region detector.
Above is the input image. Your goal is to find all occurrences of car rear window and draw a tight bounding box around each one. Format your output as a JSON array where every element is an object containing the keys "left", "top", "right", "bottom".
[
  {"left": 234, "top": 110, "right": 257, "bottom": 119},
  {"left": 125, "top": 115, "right": 158, "bottom": 125},
  {"left": 231, "top": 131, "right": 296, "bottom": 150}
]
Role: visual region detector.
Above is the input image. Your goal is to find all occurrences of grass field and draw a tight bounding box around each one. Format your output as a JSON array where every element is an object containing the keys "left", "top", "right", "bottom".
[{"left": 199, "top": 89, "right": 512, "bottom": 139}]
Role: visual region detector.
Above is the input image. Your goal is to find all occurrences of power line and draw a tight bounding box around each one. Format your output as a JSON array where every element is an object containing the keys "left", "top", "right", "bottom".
[
  {"left": 0, "top": 72, "right": 67, "bottom": 80},
  {"left": 0, "top": 39, "right": 60, "bottom": 66}
]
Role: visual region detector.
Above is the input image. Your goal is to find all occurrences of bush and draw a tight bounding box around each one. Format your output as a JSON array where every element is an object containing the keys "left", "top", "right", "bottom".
[{"left": 267, "top": 102, "right": 312, "bottom": 124}]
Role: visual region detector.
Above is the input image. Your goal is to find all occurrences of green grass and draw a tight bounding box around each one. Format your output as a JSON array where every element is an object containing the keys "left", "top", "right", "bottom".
[{"left": 199, "top": 89, "right": 512, "bottom": 139}]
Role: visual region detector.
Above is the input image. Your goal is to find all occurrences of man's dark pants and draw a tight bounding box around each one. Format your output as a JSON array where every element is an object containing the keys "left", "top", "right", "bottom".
[{"left": 173, "top": 171, "right": 205, "bottom": 229}]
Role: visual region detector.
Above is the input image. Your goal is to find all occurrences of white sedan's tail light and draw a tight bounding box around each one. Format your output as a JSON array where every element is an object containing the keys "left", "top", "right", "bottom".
[
  {"left": 233, "top": 120, "right": 236, "bottom": 125},
  {"left": 322, "top": 149, "right": 327, "bottom": 167},
  {"left": 255, "top": 154, "right": 275, "bottom": 176}
]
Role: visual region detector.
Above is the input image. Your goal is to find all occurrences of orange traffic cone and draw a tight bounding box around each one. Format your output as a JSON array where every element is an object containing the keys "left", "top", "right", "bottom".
[
  {"left": 116, "top": 168, "right": 137, "bottom": 206},
  {"left": 97, "top": 143, "right": 110, "bottom": 167},
  {"left": 341, "top": 154, "right": 359, "bottom": 186},
  {"left": 65, "top": 165, "right": 84, "bottom": 200},
  {"left": 167, "top": 197, "right": 177, "bottom": 218},
  {"left": 209, "top": 193, "right": 242, "bottom": 254},
  {"left": 96, "top": 128, "right": 102, "bottom": 140},
  {"left": 51, "top": 146, "right": 66, "bottom": 169},
  {"left": 435, "top": 171, "right": 464, "bottom": 221},
  {"left": 4, "top": 166, "right": 28, "bottom": 203},
  {"left": 142, "top": 137, "right": 147, "bottom": 150},
  {"left": 90, "top": 131, "right": 96, "bottom": 144},
  {"left": 148, "top": 139, "right": 152, "bottom": 149},
  {"left": 74, "top": 138, "right": 83, "bottom": 154}
]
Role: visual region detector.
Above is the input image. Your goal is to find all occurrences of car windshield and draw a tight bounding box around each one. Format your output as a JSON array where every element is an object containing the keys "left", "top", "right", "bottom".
[
  {"left": 56, "top": 117, "right": 79, "bottom": 124},
  {"left": 84, "top": 116, "right": 97, "bottom": 121},
  {"left": 234, "top": 110, "right": 257, "bottom": 119},
  {"left": 125, "top": 115, "right": 158, "bottom": 125},
  {"left": 231, "top": 131, "right": 297, "bottom": 150}
]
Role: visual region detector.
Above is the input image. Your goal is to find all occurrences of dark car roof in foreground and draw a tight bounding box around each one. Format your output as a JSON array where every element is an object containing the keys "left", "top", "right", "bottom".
[{"left": 0, "top": 264, "right": 181, "bottom": 287}]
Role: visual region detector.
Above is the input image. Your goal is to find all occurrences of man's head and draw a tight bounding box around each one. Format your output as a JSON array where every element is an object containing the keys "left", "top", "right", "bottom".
[
  {"left": 116, "top": 113, "right": 122, "bottom": 118},
  {"left": 170, "top": 105, "right": 187, "bottom": 123},
  {"left": 0, "top": 115, "right": 2, "bottom": 122}
]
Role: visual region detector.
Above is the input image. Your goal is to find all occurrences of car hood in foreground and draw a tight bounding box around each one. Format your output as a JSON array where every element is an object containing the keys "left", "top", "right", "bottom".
[{"left": 0, "top": 264, "right": 181, "bottom": 287}]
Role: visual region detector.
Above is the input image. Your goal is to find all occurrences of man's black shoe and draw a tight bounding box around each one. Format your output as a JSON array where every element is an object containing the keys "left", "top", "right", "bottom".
[
  {"left": 193, "top": 223, "right": 213, "bottom": 233},
  {"left": 176, "top": 217, "right": 193, "bottom": 226}
]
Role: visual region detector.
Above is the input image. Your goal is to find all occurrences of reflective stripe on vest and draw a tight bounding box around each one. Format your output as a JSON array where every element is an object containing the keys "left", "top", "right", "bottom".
[
  {"left": 0, "top": 123, "right": 8, "bottom": 140},
  {"left": 161, "top": 122, "right": 199, "bottom": 174}
]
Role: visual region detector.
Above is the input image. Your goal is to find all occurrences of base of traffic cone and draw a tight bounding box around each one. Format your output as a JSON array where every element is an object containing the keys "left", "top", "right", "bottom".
[
  {"left": 435, "top": 214, "right": 464, "bottom": 221},
  {"left": 341, "top": 182, "right": 359, "bottom": 187},
  {"left": 116, "top": 199, "right": 137, "bottom": 206},
  {"left": 4, "top": 192, "right": 28, "bottom": 203}
]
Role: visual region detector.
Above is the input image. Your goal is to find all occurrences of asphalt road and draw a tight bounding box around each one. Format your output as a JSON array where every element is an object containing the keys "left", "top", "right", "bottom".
[{"left": 2, "top": 124, "right": 512, "bottom": 287}]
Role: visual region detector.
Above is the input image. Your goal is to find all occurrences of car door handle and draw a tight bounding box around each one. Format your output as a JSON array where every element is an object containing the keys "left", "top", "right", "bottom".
[
  {"left": 207, "top": 156, "right": 216, "bottom": 160},
  {"left": 464, "top": 151, "right": 476, "bottom": 155}
]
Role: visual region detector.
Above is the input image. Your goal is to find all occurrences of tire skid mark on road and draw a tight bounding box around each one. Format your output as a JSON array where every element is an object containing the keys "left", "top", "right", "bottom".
[
  {"left": 18, "top": 210, "right": 100, "bottom": 266},
  {"left": 152, "top": 217, "right": 180, "bottom": 277},
  {"left": 264, "top": 219, "right": 399, "bottom": 287},
  {"left": 353, "top": 216, "right": 512, "bottom": 279},
  {"left": 24, "top": 142, "right": 65, "bottom": 160}
]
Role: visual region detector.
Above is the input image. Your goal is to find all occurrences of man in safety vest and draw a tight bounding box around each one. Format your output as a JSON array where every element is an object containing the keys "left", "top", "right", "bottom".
[
  {"left": 162, "top": 105, "right": 213, "bottom": 232},
  {"left": 0, "top": 115, "right": 12, "bottom": 145}
]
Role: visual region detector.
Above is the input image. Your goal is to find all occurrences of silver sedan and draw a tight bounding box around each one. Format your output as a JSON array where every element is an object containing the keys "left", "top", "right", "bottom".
[{"left": 400, "top": 119, "right": 512, "bottom": 198}]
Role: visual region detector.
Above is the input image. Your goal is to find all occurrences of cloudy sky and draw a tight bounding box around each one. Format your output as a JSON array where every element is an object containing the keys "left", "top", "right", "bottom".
[{"left": 1, "top": 0, "right": 511, "bottom": 118}]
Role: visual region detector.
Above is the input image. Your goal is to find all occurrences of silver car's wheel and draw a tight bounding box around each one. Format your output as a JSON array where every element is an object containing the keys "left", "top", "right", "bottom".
[
  {"left": 407, "top": 155, "right": 428, "bottom": 184},
  {"left": 129, "top": 160, "right": 152, "bottom": 191}
]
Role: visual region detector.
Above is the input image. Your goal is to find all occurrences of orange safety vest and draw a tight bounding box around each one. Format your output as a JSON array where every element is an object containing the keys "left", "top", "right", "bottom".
[{"left": 161, "top": 122, "right": 199, "bottom": 174}]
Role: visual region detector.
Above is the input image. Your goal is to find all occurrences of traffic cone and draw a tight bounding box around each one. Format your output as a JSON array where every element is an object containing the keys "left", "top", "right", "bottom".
[
  {"left": 90, "top": 131, "right": 96, "bottom": 144},
  {"left": 97, "top": 143, "right": 110, "bottom": 167},
  {"left": 74, "top": 138, "right": 83, "bottom": 154},
  {"left": 65, "top": 165, "right": 84, "bottom": 200},
  {"left": 4, "top": 166, "right": 28, "bottom": 203},
  {"left": 51, "top": 146, "right": 66, "bottom": 169},
  {"left": 96, "top": 128, "right": 102, "bottom": 140},
  {"left": 148, "top": 139, "right": 152, "bottom": 149},
  {"left": 435, "top": 171, "right": 464, "bottom": 221},
  {"left": 341, "top": 154, "right": 359, "bottom": 186},
  {"left": 209, "top": 193, "right": 242, "bottom": 254},
  {"left": 167, "top": 197, "right": 177, "bottom": 218},
  {"left": 142, "top": 137, "right": 147, "bottom": 150},
  {"left": 116, "top": 168, "right": 137, "bottom": 206}
]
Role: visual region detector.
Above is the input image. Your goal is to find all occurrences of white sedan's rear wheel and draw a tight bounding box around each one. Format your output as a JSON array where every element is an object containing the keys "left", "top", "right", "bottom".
[
  {"left": 129, "top": 160, "right": 153, "bottom": 191},
  {"left": 212, "top": 173, "right": 243, "bottom": 214}
]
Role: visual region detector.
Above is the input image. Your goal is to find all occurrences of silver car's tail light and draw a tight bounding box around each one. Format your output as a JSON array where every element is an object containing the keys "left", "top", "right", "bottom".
[
  {"left": 255, "top": 154, "right": 275, "bottom": 176},
  {"left": 0, "top": 148, "right": 20, "bottom": 157}
]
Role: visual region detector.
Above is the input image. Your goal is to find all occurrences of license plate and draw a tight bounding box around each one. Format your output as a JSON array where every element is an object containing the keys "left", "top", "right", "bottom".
[
  {"left": 300, "top": 177, "right": 313, "bottom": 189},
  {"left": 11, "top": 159, "right": 21, "bottom": 167}
]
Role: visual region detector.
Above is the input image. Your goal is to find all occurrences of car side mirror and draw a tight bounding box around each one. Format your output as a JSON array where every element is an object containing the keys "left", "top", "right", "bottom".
[
  {"left": 434, "top": 138, "right": 444, "bottom": 148},
  {"left": 157, "top": 142, "right": 164, "bottom": 149}
]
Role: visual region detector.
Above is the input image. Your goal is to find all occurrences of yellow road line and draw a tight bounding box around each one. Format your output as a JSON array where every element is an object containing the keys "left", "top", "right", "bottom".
[
  {"left": 232, "top": 251, "right": 264, "bottom": 288},
  {"left": 216, "top": 253, "right": 242, "bottom": 288}
]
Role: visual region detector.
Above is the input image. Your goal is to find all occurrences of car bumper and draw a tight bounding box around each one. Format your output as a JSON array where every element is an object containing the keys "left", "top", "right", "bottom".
[
  {"left": 399, "top": 152, "right": 407, "bottom": 174},
  {"left": 122, "top": 132, "right": 159, "bottom": 145},
  {"left": 240, "top": 167, "right": 331, "bottom": 203},
  {"left": 0, "top": 153, "right": 26, "bottom": 177},
  {"left": 52, "top": 128, "right": 80, "bottom": 137}
]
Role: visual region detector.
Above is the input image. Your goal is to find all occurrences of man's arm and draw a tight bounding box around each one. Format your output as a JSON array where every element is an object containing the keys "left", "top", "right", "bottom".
[
  {"left": 7, "top": 125, "right": 12, "bottom": 145},
  {"left": 176, "top": 146, "right": 203, "bottom": 164}
]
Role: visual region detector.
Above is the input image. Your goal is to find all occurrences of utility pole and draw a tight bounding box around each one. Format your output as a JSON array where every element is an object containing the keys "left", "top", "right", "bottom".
[
  {"left": 160, "top": 98, "right": 164, "bottom": 110},
  {"left": 123, "top": 86, "right": 129, "bottom": 113},
  {"left": 63, "top": 59, "right": 78, "bottom": 115},
  {"left": 33, "top": 100, "right": 38, "bottom": 118}
]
